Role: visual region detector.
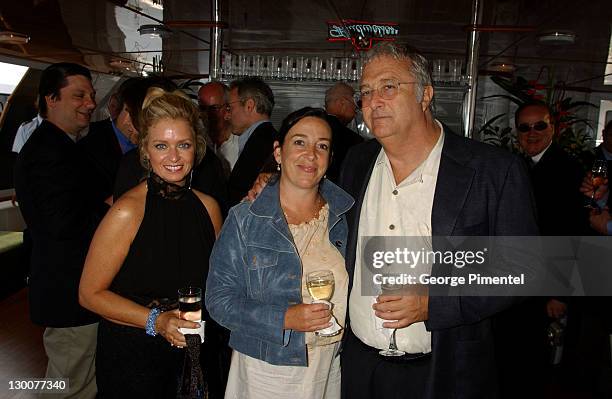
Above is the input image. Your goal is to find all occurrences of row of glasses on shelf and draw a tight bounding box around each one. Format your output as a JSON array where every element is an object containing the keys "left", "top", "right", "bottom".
[
  {"left": 221, "top": 54, "right": 363, "bottom": 82},
  {"left": 432, "top": 58, "right": 465, "bottom": 85}
]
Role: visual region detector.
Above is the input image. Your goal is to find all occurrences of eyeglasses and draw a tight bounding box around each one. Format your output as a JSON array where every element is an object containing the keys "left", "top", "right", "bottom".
[
  {"left": 517, "top": 121, "right": 549, "bottom": 133},
  {"left": 355, "top": 80, "right": 418, "bottom": 105},
  {"left": 224, "top": 99, "right": 246, "bottom": 111}
]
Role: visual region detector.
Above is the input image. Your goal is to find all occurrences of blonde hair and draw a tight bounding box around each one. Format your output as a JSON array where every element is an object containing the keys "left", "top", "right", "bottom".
[{"left": 139, "top": 87, "right": 207, "bottom": 170}]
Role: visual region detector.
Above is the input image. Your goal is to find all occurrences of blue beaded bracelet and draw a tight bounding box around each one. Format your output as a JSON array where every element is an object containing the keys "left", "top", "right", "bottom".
[{"left": 145, "top": 307, "right": 161, "bottom": 336}]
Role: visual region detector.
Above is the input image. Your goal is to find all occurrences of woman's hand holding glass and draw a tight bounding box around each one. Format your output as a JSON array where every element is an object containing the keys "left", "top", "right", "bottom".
[
  {"left": 306, "top": 270, "right": 342, "bottom": 336},
  {"left": 283, "top": 303, "right": 332, "bottom": 332},
  {"left": 155, "top": 309, "right": 201, "bottom": 348}
]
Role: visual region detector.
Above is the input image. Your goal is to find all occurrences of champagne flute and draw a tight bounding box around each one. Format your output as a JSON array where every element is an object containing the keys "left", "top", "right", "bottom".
[
  {"left": 585, "top": 160, "right": 608, "bottom": 208},
  {"left": 306, "top": 270, "right": 340, "bottom": 337},
  {"left": 379, "top": 275, "right": 406, "bottom": 357}
]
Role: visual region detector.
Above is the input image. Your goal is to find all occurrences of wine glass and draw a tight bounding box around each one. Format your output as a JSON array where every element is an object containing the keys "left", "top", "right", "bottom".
[
  {"left": 585, "top": 160, "right": 608, "bottom": 208},
  {"left": 306, "top": 270, "right": 340, "bottom": 337},
  {"left": 378, "top": 275, "right": 406, "bottom": 357}
]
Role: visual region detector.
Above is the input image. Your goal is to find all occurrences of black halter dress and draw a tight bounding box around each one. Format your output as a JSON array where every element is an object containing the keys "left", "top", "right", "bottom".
[{"left": 96, "top": 173, "right": 216, "bottom": 398}]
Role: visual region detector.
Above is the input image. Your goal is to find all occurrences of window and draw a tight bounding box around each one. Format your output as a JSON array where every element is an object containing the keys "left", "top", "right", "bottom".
[{"left": 0, "top": 62, "right": 28, "bottom": 95}]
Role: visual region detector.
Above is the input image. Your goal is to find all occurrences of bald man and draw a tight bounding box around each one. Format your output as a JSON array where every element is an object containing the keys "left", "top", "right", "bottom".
[{"left": 198, "top": 82, "right": 239, "bottom": 176}]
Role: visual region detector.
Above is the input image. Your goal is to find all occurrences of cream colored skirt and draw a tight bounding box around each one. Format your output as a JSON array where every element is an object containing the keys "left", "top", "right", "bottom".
[{"left": 224, "top": 343, "right": 341, "bottom": 399}]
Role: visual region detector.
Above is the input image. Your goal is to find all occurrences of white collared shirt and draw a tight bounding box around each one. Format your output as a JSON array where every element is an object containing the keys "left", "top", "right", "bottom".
[
  {"left": 530, "top": 141, "right": 553, "bottom": 164},
  {"left": 12, "top": 115, "right": 43, "bottom": 153},
  {"left": 216, "top": 133, "right": 240, "bottom": 174},
  {"left": 349, "top": 124, "right": 445, "bottom": 354}
]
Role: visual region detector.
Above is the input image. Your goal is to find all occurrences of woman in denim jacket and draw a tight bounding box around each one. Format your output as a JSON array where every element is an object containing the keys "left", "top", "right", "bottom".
[{"left": 206, "top": 107, "right": 354, "bottom": 399}]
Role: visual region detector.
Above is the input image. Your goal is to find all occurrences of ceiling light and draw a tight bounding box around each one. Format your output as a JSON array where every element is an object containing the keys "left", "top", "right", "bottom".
[
  {"left": 138, "top": 24, "right": 171, "bottom": 38},
  {"left": 0, "top": 31, "right": 31, "bottom": 45},
  {"left": 537, "top": 30, "right": 576, "bottom": 45}
]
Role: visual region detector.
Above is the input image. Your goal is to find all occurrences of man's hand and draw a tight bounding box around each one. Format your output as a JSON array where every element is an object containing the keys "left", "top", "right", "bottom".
[
  {"left": 284, "top": 303, "right": 332, "bottom": 332},
  {"left": 546, "top": 298, "right": 567, "bottom": 319},
  {"left": 373, "top": 295, "right": 429, "bottom": 329},
  {"left": 589, "top": 208, "right": 610, "bottom": 235},
  {"left": 245, "top": 172, "right": 272, "bottom": 202},
  {"left": 580, "top": 171, "right": 608, "bottom": 201}
]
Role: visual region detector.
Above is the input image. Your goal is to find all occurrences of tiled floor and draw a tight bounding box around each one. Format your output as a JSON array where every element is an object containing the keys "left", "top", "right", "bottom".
[{"left": 0, "top": 289, "right": 46, "bottom": 399}]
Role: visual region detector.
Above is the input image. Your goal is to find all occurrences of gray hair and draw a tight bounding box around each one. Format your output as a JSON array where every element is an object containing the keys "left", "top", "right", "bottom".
[
  {"left": 363, "top": 42, "right": 433, "bottom": 105},
  {"left": 229, "top": 77, "right": 274, "bottom": 116},
  {"left": 325, "top": 82, "right": 355, "bottom": 107}
]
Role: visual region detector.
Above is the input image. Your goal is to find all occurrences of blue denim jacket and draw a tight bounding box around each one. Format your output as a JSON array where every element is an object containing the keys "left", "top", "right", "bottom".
[{"left": 205, "top": 178, "right": 354, "bottom": 366}]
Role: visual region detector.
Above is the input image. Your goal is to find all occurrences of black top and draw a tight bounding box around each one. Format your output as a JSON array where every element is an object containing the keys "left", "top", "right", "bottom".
[{"left": 111, "top": 173, "right": 215, "bottom": 306}]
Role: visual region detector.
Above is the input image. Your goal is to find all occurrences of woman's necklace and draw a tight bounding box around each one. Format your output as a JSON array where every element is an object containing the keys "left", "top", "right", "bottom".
[{"left": 282, "top": 194, "right": 325, "bottom": 225}]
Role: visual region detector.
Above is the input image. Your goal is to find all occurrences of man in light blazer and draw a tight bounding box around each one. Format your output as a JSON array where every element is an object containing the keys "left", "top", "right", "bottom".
[{"left": 338, "top": 42, "right": 539, "bottom": 399}]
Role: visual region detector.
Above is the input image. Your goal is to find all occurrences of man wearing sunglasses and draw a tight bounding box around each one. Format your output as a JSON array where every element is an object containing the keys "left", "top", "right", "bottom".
[
  {"left": 515, "top": 101, "right": 587, "bottom": 237},
  {"left": 512, "top": 101, "right": 588, "bottom": 391}
]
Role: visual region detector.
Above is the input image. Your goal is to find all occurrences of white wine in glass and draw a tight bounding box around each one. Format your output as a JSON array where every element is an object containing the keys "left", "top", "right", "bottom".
[
  {"left": 306, "top": 271, "right": 335, "bottom": 301},
  {"left": 306, "top": 270, "right": 339, "bottom": 337}
]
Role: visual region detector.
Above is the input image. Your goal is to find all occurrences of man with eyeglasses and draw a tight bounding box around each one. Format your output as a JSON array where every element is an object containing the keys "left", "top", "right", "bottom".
[
  {"left": 198, "top": 82, "right": 239, "bottom": 177},
  {"left": 338, "top": 42, "right": 538, "bottom": 399},
  {"left": 226, "top": 77, "right": 277, "bottom": 205},
  {"left": 324, "top": 82, "right": 364, "bottom": 182}
]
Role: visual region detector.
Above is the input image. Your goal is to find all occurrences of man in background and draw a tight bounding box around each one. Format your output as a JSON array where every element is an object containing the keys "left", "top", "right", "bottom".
[
  {"left": 14, "top": 62, "right": 106, "bottom": 398},
  {"left": 79, "top": 77, "right": 142, "bottom": 204},
  {"left": 226, "top": 77, "right": 277, "bottom": 205},
  {"left": 324, "top": 82, "right": 364, "bottom": 181},
  {"left": 198, "top": 82, "right": 238, "bottom": 177}
]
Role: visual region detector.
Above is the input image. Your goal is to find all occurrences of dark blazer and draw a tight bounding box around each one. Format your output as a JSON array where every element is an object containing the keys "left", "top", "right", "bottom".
[
  {"left": 228, "top": 121, "right": 277, "bottom": 206},
  {"left": 338, "top": 130, "right": 539, "bottom": 399},
  {"left": 14, "top": 120, "right": 107, "bottom": 327},
  {"left": 529, "top": 143, "right": 588, "bottom": 235},
  {"left": 113, "top": 146, "right": 229, "bottom": 215},
  {"left": 325, "top": 114, "right": 364, "bottom": 183},
  {"left": 78, "top": 118, "right": 123, "bottom": 203}
]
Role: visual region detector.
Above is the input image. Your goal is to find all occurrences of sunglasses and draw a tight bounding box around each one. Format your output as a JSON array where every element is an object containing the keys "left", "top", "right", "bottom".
[{"left": 517, "top": 121, "right": 549, "bottom": 133}]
